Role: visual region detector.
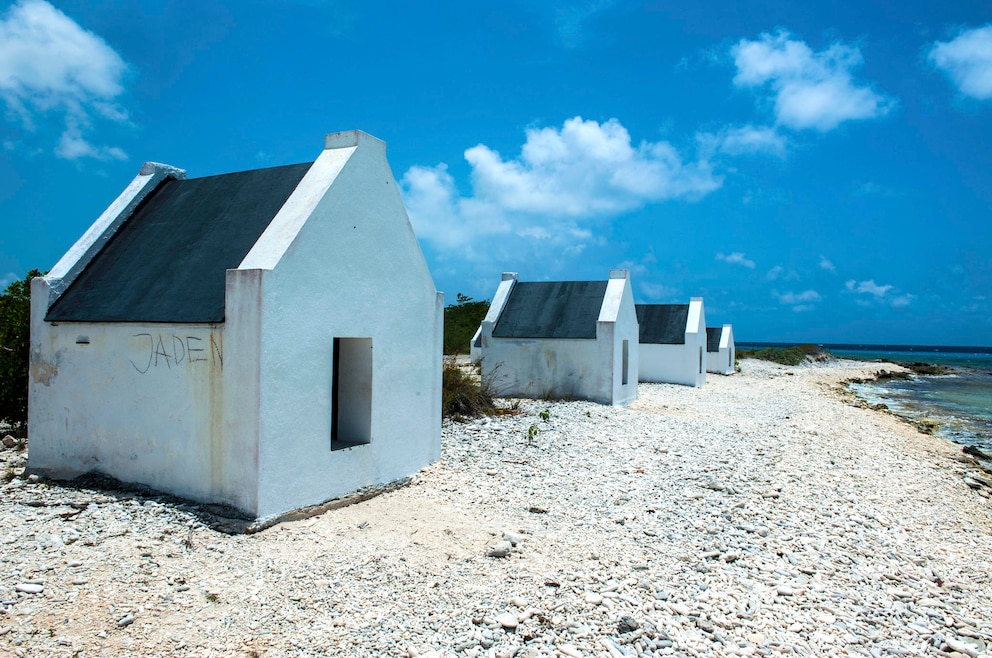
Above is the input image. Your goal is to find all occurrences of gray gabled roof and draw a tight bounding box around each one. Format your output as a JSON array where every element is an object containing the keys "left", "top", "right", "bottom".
[
  {"left": 636, "top": 304, "right": 689, "bottom": 344},
  {"left": 706, "top": 327, "right": 722, "bottom": 352},
  {"left": 46, "top": 162, "right": 312, "bottom": 323},
  {"left": 492, "top": 281, "right": 608, "bottom": 339}
]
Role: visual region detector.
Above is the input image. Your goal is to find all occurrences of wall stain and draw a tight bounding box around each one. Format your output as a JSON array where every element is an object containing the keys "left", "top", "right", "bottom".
[{"left": 30, "top": 351, "right": 59, "bottom": 386}]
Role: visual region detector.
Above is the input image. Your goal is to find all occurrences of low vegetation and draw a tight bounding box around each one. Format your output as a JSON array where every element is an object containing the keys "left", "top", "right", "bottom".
[
  {"left": 441, "top": 358, "right": 498, "bottom": 421},
  {"left": 443, "top": 293, "right": 490, "bottom": 355},
  {"left": 737, "top": 344, "right": 832, "bottom": 366},
  {"left": 0, "top": 270, "right": 41, "bottom": 432}
]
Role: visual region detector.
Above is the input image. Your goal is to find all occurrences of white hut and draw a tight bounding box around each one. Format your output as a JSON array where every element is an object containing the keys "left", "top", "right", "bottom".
[
  {"left": 706, "top": 325, "right": 736, "bottom": 375},
  {"left": 28, "top": 130, "right": 443, "bottom": 523},
  {"left": 469, "top": 326, "right": 483, "bottom": 364},
  {"left": 636, "top": 298, "right": 706, "bottom": 387},
  {"left": 476, "top": 270, "right": 638, "bottom": 406}
]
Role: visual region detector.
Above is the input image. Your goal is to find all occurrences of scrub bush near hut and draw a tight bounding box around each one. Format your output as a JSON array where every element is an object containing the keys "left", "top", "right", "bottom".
[
  {"left": 0, "top": 270, "right": 41, "bottom": 432},
  {"left": 441, "top": 358, "right": 497, "bottom": 421}
]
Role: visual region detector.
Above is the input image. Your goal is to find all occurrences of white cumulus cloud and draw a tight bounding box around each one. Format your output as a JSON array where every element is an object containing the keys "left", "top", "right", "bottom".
[
  {"left": 929, "top": 25, "right": 992, "bottom": 100},
  {"left": 0, "top": 0, "right": 129, "bottom": 159},
  {"left": 702, "top": 124, "right": 788, "bottom": 158},
  {"left": 55, "top": 122, "right": 126, "bottom": 161},
  {"left": 731, "top": 30, "right": 892, "bottom": 131},
  {"left": 716, "top": 252, "right": 756, "bottom": 268},
  {"left": 846, "top": 279, "right": 891, "bottom": 297},
  {"left": 774, "top": 288, "right": 821, "bottom": 312},
  {"left": 818, "top": 255, "right": 835, "bottom": 271},
  {"left": 844, "top": 279, "right": 913, "bottom": 307},
  {"left": 402, "top": 116, "right": 722, "bottom": 255}
]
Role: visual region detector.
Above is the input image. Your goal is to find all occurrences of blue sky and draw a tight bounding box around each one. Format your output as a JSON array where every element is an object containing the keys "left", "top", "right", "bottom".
[{"left": 1, "top": 1, "right": 989, "bottom": 345}]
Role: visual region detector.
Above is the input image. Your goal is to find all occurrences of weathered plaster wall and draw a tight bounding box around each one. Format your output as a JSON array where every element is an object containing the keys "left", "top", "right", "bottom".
[
  {"left": 479, "top": 271, "right": 637, "bottom": 406},
  {"left": 482, "top": 336, "right": 603, "bottom": 402},
  {"left": 706, "top": 324, "right": 736, "bottom": 375},
  {"left": 27, "top": 277, "right": 258, "bottom": 511},
  {"left": 240, "top": 131, "right": 442, "bottom": 521},
  {"left": 639, "top": 298, "right": 707, "bottom": 387}
]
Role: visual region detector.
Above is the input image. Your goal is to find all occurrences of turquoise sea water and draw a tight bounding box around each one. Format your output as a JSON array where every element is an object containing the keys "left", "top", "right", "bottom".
[{"left": 740, "top": 343, "right": 992, "bottom": 453}]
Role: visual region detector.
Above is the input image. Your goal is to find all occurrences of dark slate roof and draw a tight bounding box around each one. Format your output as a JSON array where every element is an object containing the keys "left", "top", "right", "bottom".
[
  {"left": 706, "top": 327, "right": 722, "bottom": 352},
  {"left": 492, "top": 281, "right": 608, "bottom": 339},
  {"left": 636, "top": 304, "right": 689, "bottom": 344},
  {"left": 46, "top": 162, "right": 313, "bottom": 323}
]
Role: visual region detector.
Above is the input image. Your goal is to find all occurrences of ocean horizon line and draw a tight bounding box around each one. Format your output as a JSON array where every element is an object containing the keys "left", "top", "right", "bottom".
[{"left": 737, "top": 342, "right": 992, "bottom": 354}]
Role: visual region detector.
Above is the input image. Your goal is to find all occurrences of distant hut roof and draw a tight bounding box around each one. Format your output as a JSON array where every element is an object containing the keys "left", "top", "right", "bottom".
[
  {"left": 636, "top": 304, "right": 689, "bottom": 344},
  {"left": 706, "top": 327, "right": 723, "bottom": 352},
  {"left": 46, "top": 162, "right": 312, "bottom": 323},
  {"left": 493, "top": 281, "right": 608, "bottom": 339}
]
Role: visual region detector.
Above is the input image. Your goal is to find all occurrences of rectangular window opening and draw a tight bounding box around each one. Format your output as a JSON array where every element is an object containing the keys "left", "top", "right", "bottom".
[
  {"left": 331, "top": 337, "right": 373, "bottom": 451},
  {"left": 699, "top": 346, "right": 703, "bottom": 374},
  {"left": 621, "top": 339, "right": 629, "bottom": 386}
]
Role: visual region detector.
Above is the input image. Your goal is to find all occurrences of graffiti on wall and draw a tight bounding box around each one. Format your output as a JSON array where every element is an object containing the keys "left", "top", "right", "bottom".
[{"left": 129, "top": 332, "right": 223, "bottom": 374}]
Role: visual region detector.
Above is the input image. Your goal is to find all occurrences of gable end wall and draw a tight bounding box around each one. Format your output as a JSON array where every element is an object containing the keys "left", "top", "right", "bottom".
[{"left": 249, "top": 132, "right": 442, "bottom": 520}]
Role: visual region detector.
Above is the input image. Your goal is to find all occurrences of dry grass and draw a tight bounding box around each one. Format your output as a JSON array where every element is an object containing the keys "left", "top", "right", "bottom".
[{"left": 441, "top": 358, "right": 499, "bottom": 421}]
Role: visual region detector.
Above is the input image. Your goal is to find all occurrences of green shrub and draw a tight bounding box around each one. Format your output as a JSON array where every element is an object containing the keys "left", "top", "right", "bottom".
[
  {"left": 442, "top": 358, "right": 497, "bottom": 421},
  {"left": 737, "top": 344, "right": 831, "bottom": 366},
  {"left": 443, "top": 293, "right": 490, "bottom": 355},
  {"left": 0, "top": 270, "right": 41, "bottom": 430}
]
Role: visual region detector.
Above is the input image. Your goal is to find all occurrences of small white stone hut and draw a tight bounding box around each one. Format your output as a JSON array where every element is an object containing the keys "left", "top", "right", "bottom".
[
  {"left": 28, "top": 130, "right": 443, "bottom": 523},
  {"left": 706, "top": 324, "right": 736, "bottom": 375},
  {"left": 469, "top": 326, "right": 483, "bottom": 364},
  {"left": 476, "top": 270, "right": 638, "bottom": 406},
  {"left": 636, "top": 298, "right": 707, "bottom": 387}
]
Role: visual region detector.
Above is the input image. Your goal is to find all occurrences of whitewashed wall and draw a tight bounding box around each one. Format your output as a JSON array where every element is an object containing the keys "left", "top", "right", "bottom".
[
  {"left": 706, "top": 324, "right": 736, "bottom": 375},
  {"left": 27, "top": 280, "right": 260, "bottom": 511},
  {"left": 600, "top": 271, "right": 639, "bottom": 406},
  {"left": 478, "top": 271, "right": 637, "bottom": 406},
  {"left": 481, "top": 337, "right": 603, "bottom": 401},
  {"left": 239, "top": 131, "right": 442, "bottom": 521},
  {"left": 638, "top": 298, "right": 707, "bottom": 387}
]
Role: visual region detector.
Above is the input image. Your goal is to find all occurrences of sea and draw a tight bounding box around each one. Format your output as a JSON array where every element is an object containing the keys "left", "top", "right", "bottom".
[{"left": 738, "top": 343, "right": 992, "bottom": 454}]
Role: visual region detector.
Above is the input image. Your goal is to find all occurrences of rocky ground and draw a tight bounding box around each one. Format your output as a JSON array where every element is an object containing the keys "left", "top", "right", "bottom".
[{"left": 1, "top": 359, "right": 991, "bottom": 658}]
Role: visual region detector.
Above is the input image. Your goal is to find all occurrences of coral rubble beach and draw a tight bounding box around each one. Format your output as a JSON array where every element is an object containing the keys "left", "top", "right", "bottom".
[{"left": 2, "top": 359, "right": 991, "bottom": 657}]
